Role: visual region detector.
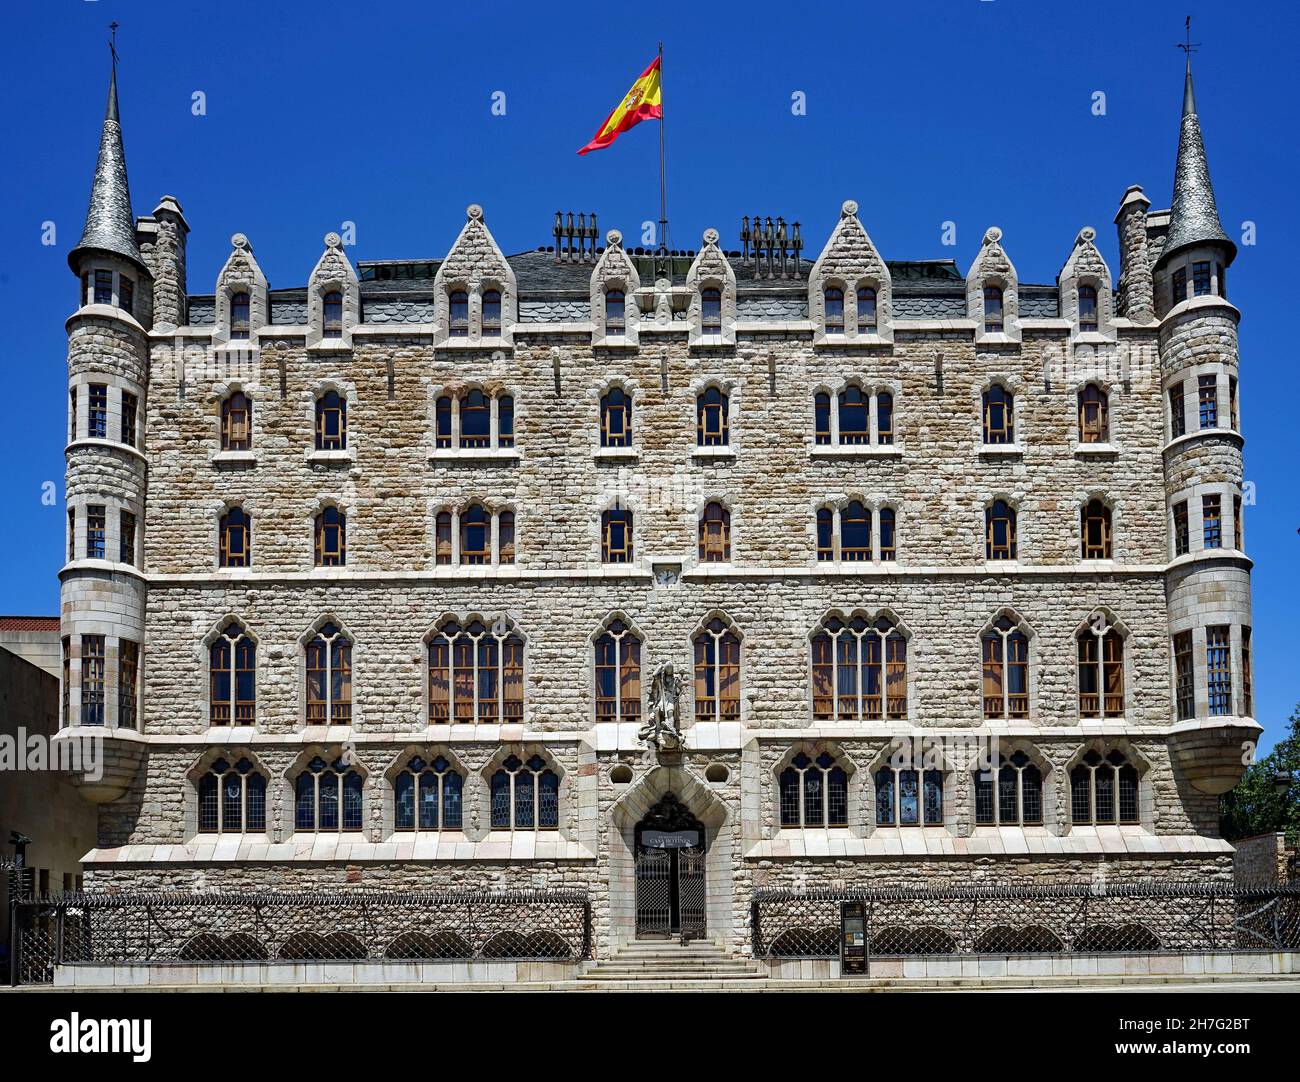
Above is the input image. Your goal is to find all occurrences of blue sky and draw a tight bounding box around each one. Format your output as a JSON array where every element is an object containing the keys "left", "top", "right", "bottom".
[{"left": 1, "top": 0, "right": 1295, "bottom": 750}]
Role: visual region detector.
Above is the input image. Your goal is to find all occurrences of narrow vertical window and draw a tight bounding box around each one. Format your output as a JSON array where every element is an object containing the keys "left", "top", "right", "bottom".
[
  {"left": 460, "top": 390, "right": 490, "bottom": 448},
  {"left": 838, "top": 385, "right": 869, "bottom": 444},
  {"left": 305, "top": 624, "right": 352, "bottom": 724},
  {"left": 80, "top": 635, "right": 105, "bottom": 726},
  {"left": 220, "top": 507, "right": 251, "bottom": 568},
  {"left": 230, "top": 291, "right": 250, "bottom": 339},
  {"left": 1173, "top": 500, "right": 1189, "bottom": 557},
  {"left": 448, "top": 290, "right": 469, "bottom": 336},
  {"left": 498, "top": 509, "right": 515, "bottom": 565},
  {"left": 315, "top": 507, "right": 346, "bottom": 567},
  {"left": 1078, "top": 622, "right": 1124, "bottom": 718},
  {"left": 1241, "top": 627, "right": 1253, "bottom": 717},
  {"left": 601, "top": 388, "right": 632, "bottom": 448},
  {"left": 1192, "top": 261, "right": 1211, "bottom": 297},
  {"left": 814, "top": 392, "right": 831, "bottom": 446},
  {"left": 876, "top": 391, "right": 894, "bottom": 445},
  {"left": 118, "top": 640, "right": 139, "bottom": 730},
  {"left": 856, "top": 286, "right": 877, "bottom": 330},
  {"left": 982, "top": 615, "right": 1029, "bottom": 720},
  {"left": 1198, "top": 373, "right": 1218, "bottom": 429},
  {"left": 210, "top": 622, "right": 256, "bottom": 725},
  {"left": 119, "top": 510, "right": 136, "bottom": 565},
  {"left": 982, "top": 385, "right": 1014, "bottom": 444},
  {"left": 1078, "top": 284, "right": 1098, "bottom": 332},
  {"left": 93, "top": 269, "right": 113, "bottom": 305},
  {"left": 1202, "top": 494, "right": 1222, "bottom": 549},
  {"left": 315, "top": 390, "right": 347, "bottom": 450},
  {"left": 497, "top": 394, "right": 514, "bottom": 448},
  {"left": 697, "top": 387, "right": 729, "bottom": 446},
  {"left": 459, "top": 504, "right": 490, "bottom": 564},
  {"left": 68, "top": 509, "right": 75, "bottom": 562},
  {"left": 86, "top": 505, "right": 105, "bottom": 559},
  {"left": 824, "top": 287, "right": 844, "bottom": 334},
  {"left": 839, "top": 501, "right": 871, "bottom": 562},
  {"left": 701, "top": 287, "right": 722, "bottom": 335},
  {"left": 88, "top": 384, "right": 108, "bottom": 439},
  {"left": 1078, "top": 384, "right": 1107, "bottom": 443},
  {"left": 221, "top": 392, "right": 251, "bottom": 451},
  {"left": 816, "top": 507, "right": 834, "bottom": 562},
  {"left": 121, "top": 391, "right": 138, "bottom": 448},
  {"left": 1081, "top": 499, "right": 1112, "bottom": 559},
  {"left": 982, "top": 285, "right": 1004, "bottom": 333},
  {"left": 594, "top": 619, "right": 641, "bottom": 724},
  {"left": 435, "top": 395, "right": 453, "bottom": 449},
  {"left": 1206, "top": 626, "right": 1232, "bottom": 716},
  {"left": 693, "top": 618, "right": 740, "bottom": 721},
  {"left": 985, "top": 500, "right": 1016, "bottom": 560},
  {"left": 605, "top": 289, "right": 625, "bottom": 334},
  {"left": 61, "top": 637, "right": 70, "bottom": 727},
  {"left": 1169, "top": 382, "right": 1186, "bottom": 439},
  {"left": 601, "top": 506, "right": 634, "bottom": 563},
  {"left": 481, "top": 289, "right": 502, "bottom": 336},
  {"left": 1173, "top": 630, "right": 1195, "bottom": 720},
  {"left": 1228, "top": 376, "right": 1238, "bottom": 430},
  {"left": 698, "top": 501, "right": 731, "bottom": 562},
  {"left": 322, "top": 291, "right": 343, "bottom": 337},
  {"left": 435, "top": 511, "right": 452, "bottom": 565},
  {"left": 878, "top": 507, "right": 896, "bottom": 561},
  {"left": 69, "top": 387, "right": 77, "bottom": 441},
  {"left": 119, "top": 276, "right": 134, "bottom": 316},
  {"left": 1171, "top": 266, "right": 1187, "bottom": 305}
]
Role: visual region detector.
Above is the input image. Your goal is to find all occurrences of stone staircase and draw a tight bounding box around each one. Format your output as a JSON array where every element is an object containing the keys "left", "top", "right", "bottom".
[{"left": 579, "top": 938, "right": 767, "bottom": 985}]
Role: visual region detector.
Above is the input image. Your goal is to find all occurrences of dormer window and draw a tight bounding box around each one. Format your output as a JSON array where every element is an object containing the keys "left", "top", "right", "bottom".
[
  {"left": 322, "top": 291, "right": 343, "bottom": 338},
  {"left": 824, "top": 288, "right": 844, "bottom": 334},
  {"left": 481, "top": 289, "right": 502, "bottom": 336},
  {"left": 119, "top": 276, "right": 134, "bottom": 316},
  {"left": 449, "top": 290, "right": 469, "bottom": 337},
  {"left": 605, "top": 289, "right": 625, "bottom": 335},
  {"left": 701, "top": 288, "right": 722, "bottom": 335},
  {"left": 230, "top": 292, "right": 250, "bottom": 339},
  {"left": 857, "top": 286, "right": 877, "bottom": 329},
  {"left": 1078, "top": 285, "right": 1098, "bottom": 332},
  {"left": 983, "top": 286, "right": 1004, "bottom": 333}
]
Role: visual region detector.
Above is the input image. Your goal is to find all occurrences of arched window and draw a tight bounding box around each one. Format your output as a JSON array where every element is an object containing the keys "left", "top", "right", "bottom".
[
  {"left": 697, "top": 387, "right": 729, "bottom": 446},
  {"left": 315, "top": 390, "right": 347, "bottom": 450},
  {"left": 448, "top": 289, "right": 469, "bottom": 337},
  {"left": 605, "top": 289, "right": 625, "bottom": 334},
  {"left": 294, "top": 755, "right": 363, "bottom": 831},
  {"left": 1078, "top": 284, "right": 1098, "bottom": 332},
  {"left": 1081, "top": 499, "right": 1112, "bottom": 559},
  {"left": 985, "top": 500, "right": 1017, "bottom": 560},
  {"left": 879, "top": 507, "right": 897, "bottom": 561},
  {"left": 824, "top": 287, "right": 844, "bottom": 334},
  {"left": 498, "top": 509, "right": 515, "bottom": 564},
  {"left": 481, "top": 289, "right": 502, "bottom": 336},
  {"left": 816, "top": 507, "right": 834, "bottom": 561},
  {"left": 305, "top": 623, "right": 351, "bottom": 723},
  {"left": 876, "top": 391, "right": 894, "bottom": 444},
  {"left": 840, "top": 501, "right": 871, "bottom": 561},
  {"left": 814, "top": 392, "right": 832, "bottom": 446},
  {"left": 322, "top": 291, "right": 343, "bottom": 338},
  {"left": 594, "top": 618, "right": 641, "bottom": 723},
  {"left": 221, "top": 391, "right": 252, "bottom": 451},
  {"left": 838, "top": 385, "right": 870, "bottom": 444},
  {"left": 698, "top": 501, "right": 731, "bottom": 562},
  {"left": 459, "top": 504, "right": 491, "bottom": 564},
  {"left": 427, "top": 617, "right": 524, "bottom": 724},
  {"left": 982, "top": 384, "right": 1014, "bottom": 444},
  {"left": 314, "top": 506, "right": 346, "bottom": 566},
  {"left": 435, "top": 511, "right": 453, "bottom": 565},
  {"left": 435, "top": 389, "right": 512, "bottom": 450},
  {"left": 601, "top": 506, "right": 634, "bottom": 563},
  {"left": 461, "top": 389, "right": 490, "bottom": 448},
  {"left": 230, "top": 291, "right": 251, "bottom": 340},
  {"left": 1078, "top": 384, "right": 1108, "bottom": 443},
  {"left": 1078, "top": 620, "right": 1124, "bottom": 718},
  {"left": 857, "top": 286, "right": 877, "bottom": 330},
  {"left": 693, "top": 617, "right": 740, "bottom": 721},
  {"left": 210, "top": 622, "right": 256, "bottom": 725},
  {"left": 394, "top": 755, "right": 463, "bottom": 831},
  {"left": 701, "top": 287, "right": 722, "bottom": 335},
  {"left": 981, "top": 614, "right": 1029, "bottom": 720},
  {"left": 1070, "top": 749, "right": 1139, "bottom": 825},
  {"left": 974, "top": 750, "right": 1042, "bottom": 826},
  {"left": 219, "top": 507, "right": 251, "bottom": 568},
  {"left": 779, "top": 752, "right": 849, "bottom": 828},
  {"left": 498, "top": 394, "right": 514, "bottom": 448},
  {"left": 198, "top": 756, "right": 266, "bottom": 833},
  {"left": 601, "top": 387, "right": 632, "bottom": 447},
  {"left": 875, "top": 766, "right": 943, "bottom": 826},
  {"left": 490, "top": 754, "right": 559, "bottom": 830},
  {"left": 983, "top": 285, "right": 1004, "bottom": 333},
  {"left": 811, "top": 614, "right": 907, "bottom": 722}
]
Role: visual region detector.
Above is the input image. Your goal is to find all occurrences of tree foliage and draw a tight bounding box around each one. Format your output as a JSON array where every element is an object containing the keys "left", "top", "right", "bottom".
[{"left": 1219, "top": 704, "right": 1300, "bottom": 844}]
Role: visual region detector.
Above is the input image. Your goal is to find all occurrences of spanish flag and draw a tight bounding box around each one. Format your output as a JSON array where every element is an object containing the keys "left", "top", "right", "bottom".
[{"left": 577, "top": 56, "right": 663, "bottom": 155}]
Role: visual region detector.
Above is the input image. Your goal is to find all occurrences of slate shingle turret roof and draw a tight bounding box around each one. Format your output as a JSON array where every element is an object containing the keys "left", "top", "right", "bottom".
[{"left": 1160, "top": 61, "right": 1235, "bottom": 266}]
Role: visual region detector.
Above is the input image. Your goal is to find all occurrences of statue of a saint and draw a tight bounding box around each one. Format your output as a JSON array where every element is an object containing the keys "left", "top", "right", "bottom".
[{"left": 640, "top": 661, "right": 685, "bottom": 750}]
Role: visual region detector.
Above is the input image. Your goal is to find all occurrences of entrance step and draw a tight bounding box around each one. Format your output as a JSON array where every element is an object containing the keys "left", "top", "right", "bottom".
[{"left": 581, "top": 939, "right": 765, "bottom": 982}]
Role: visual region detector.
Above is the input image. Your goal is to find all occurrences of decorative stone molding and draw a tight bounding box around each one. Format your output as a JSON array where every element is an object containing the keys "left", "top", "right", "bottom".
[
  {"left": 1058, "top": 227, "right": 1117, "bottom": 343},
  {"left": 213, "top": 233, "right": 269, "bottom": 345},
  {"left": 590, "top": 230, "right": 640, "bottom": 347},
  {"left": 966, "top": 227, "right": 1021, "bottom": 344},
  {"left": 808, "top": 200, "right": 894, "bottom": 345},
  {"left": 306, "top": 232, "right": 361, "bottom": 348},
  {"left": 686, "top": 229, "right": 736, "bottom": 347},
  {"left": 433, "top": 204, "right": 518, "bottom": 347}
]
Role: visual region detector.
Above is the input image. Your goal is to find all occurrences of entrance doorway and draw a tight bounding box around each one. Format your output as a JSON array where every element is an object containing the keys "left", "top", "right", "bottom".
[{"left": 634, "top": 793, "right": 706, "bottom": 939}]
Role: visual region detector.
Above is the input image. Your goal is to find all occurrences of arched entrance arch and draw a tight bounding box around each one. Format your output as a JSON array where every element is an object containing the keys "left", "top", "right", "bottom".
[{"left": 634, "top": 793, "right": 706, "bottom": 938}]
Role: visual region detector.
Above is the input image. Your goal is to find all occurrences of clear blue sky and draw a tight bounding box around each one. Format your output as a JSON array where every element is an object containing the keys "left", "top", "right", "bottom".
[{"left": 1, "top": 1, "right": 1295, "bottom": 750}]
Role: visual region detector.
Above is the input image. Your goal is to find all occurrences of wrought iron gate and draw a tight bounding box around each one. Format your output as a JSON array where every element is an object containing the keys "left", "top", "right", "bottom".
[
  {"left": 635, "top": 845, "right": 707, "bottom": 940},
  {"left": 677, "top": 846, "right": 706, "bottom": 942}
]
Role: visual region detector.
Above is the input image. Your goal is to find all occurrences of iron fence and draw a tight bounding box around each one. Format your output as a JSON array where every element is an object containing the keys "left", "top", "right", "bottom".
[
  {"left": 751, "top": 881, "right": 1300, "bottom": 959},
  {"left": 10, "top": 888, "right": 591, "bottom": 985}
]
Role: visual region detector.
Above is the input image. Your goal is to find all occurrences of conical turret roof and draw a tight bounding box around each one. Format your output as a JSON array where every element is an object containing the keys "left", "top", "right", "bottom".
[{"left": 1161, "top": 61, "right": 1235, "bottom": 265}]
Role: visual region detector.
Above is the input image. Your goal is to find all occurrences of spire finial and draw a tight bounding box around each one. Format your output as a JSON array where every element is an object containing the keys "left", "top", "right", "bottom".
[
  {"left": 1177, "top": 15, "right": 1200, "bottom": 68},
  {"left": 109, "top": 21, "right": 119, "bottom": 63}
]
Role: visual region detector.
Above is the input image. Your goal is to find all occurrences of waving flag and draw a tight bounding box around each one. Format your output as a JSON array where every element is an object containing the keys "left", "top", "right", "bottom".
[{"left": 577, "top": 56, "right": 663, "bottom": 155}]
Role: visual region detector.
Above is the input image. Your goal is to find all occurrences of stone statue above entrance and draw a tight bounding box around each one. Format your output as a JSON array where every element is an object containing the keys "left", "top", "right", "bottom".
[{"left": 639, "top": 661, "right": 685, "bottom": 751}]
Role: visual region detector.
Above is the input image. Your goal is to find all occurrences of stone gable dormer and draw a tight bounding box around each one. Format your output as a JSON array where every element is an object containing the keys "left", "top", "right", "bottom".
[
  {"left": 307, "top": 232, "right": 360, "bottom": 348},
  {"left": 966, "top": 227, "right": 1021, "bottom": 344},
  {"left": 1058, "top": 226, "right": 1116, "bottom": 342},
  {"left": 214, "top": 233, "right": 268, "bottom": 344},
  {"left": 433, "top": 204, "right": 518, "bottom": 347},
  {"left": 686, "top": 228, "right": 736, "bottom": 347},
  {"left": 590, "top": 229, "right": 641, "bottom": 347},
  {"left": 808, "top": 200, "right": 894, "bottom": 345}
]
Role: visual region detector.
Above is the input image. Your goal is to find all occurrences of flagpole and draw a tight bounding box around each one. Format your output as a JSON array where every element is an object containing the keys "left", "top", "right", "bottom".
[{"left": 657, "top": 41, "right": 668, "bottom": 256}]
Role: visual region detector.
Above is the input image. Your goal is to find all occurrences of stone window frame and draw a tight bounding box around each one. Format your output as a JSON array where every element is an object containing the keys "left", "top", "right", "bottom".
[
  {"left": 422, "top": 611, "right": 528, "bottom": 727},
  {"left": 811, "top": 378, "right": 900, "bottom": 449},
  {"left": 977, "top": 608, "right": 1038, "bottom": 723},
  {"left": 309, "top": 498, "right": 350, "bottom": 569},
  {"left": 965, "top": 227, "right": 1021, "bottom": 345},
  {"left": 589, "top": 228, "right": 642, "bottom": 346},
  {"left": 773, "top": 741, "right": 859, "bottom": 832},
  {"left": 67, "top": 490, "right": 141, "bottom": 570},
  {"left": 692, "top": 376, "right": 738, "bottom": 454},
  {"left": 200, "top": 615, "right": 260, "bottom": 730},
  {"left": 982, "top": 491, "right": 1025, "bottom": 564},
  {"left": 1167, "top": 622, "right": 1252, "bottom": 721},
  {"left": 297, "top": 615, "right": 358, "bottom": 730},
  {"left": 689, "top": 609, "right": 745, "bottom": 726},
  {"left": 306, "top": 232, "right": 361, "bottom": 349},
  {"left": 1163, "top": 361, "right": 1239, "bottom": 447},
  {"left": 969, "top": 739, "right": 1055, "bottom": 830},
  {"left": 594, "top": 378, "right": 641, "bottom": 458},
  {"left": 808, "top": 607, "right": 913, "bottom": 724},
  {"left": 380, "top": 745, "right": 470, "bottom": 838},
  {"left": 1069, "top": 377, "right": 1119, "bottom": 451},
  {"left": 694, "top": 493, "right": 736, "bottom": 566},
  {"left": 78, "top": 255, "right": 146, "bottom": 325},
  {"left": 428, "top": 381, "right": 518, "bottom": 458},
  {"left": 588, "top": 611, "right": 645, "bottom": 728},
  {"left": 975, "top": 375, "right": 1024, "bottom": 451},
  {"left": 807, "top": 200, "right": 895, "bottom": 346},
  {"left": 1077, "top": 489, "right": 1119, "bottom": 562},
  {"left": 1074, "top": 608, "right": 1132, "bottom": 722},
  {"left": 183, "top": 746, "right": 272, "bottom": 840},
  {"left": 685, "top": 228, "right": 737, "bottom": 347},
  {"left": 1155, "top": 246, "right": 1231, "bottom": 321},
  {"left": 1063, "top": 739, "right": 1153, "bottom": 833},
  {"left": 302, "top": 379, "right": 358, "bottom": 465},
  {"left": 1056, "top": 228, "right": 1117, "bottom": 343},
  {"left": 68, "top": 370, "right": 143, "bottom": 457},
  {"left": 590, "top": 488, "right": 643, "bottom": 569},
  {"left": 212, "top": 233, "right": 269, "bottom": 346},
  {"left": 213, "top": 498, "right": 254, "bottom": 572},
  {"left": 211, "top": 380, "right": 259, "bottom": 462},
  {"left": 866, "top": 738, "right": 956, "bottom": 834},
  {"left": 430, "top": 497, "right": 517, "bottom": 568},
  {"left": 284, "top": 743, "right": 372, "bottom": 836},
  {"left": 480, "top": 744, "right": 567, "bottom": 834},
  {"left": 810, "top": 495, "right": 900, "bottom": 564}
]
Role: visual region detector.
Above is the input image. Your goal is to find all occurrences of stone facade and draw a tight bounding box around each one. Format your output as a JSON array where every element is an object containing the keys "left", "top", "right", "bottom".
[{"left": 55, "top": 61, "right": 1260, "bottom": 959}]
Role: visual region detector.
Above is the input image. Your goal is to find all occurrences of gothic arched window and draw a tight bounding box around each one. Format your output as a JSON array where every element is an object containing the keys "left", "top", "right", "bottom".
[
  {"left": 981, "top": 615, "right": 1029, "bottom": 720},
  {"left": 221, "top": 391, "right": 252, "bottom": 451},
  {"left": 974, "top": 750, "right": 1043, "bottom": 826},
  {"left": 427, "top": 617, "right": 524, "bottom": 724},
  {"left": 394, "top": 755, "right": 464, "bottom": 831},
  {"left": 1070, "top": 749, "right": 1139, "bottom": 825},
  {"left": 594, "top": 619, "right": 641, "bottom": 724},
  {"left": 1078, "top": 284, "right": 1098, "bottom": 332},
  {"left": 314, "top": 506, "right": 346, "bottom": 566},
  {"left": 209, "top": 622, "right": 256, "bottom": 725},
  {"left": 838, "top": 385, "right": 870, "bottom": 444},
  {"left": 824, "top": 287, "right": 844, "bottom": 334},
  {"left": 700, "top": 287, "right": 722, "bottom": 335},
  {"left": 219, "top": 507, "right": 251, "bottom": 568},
  {"left": 481, "top": 289, "right": 502, "bottom": 336},
  {"left": 698, "top": 501, "right": 731, "bottom": 562},
  {"left": 448, "top": 289, "right": 469, "bottom": 337},
  {"left": 230, "top": 291, "right": 251, "bottom": 340},
  {"left": 779, "top": 751, "right": 849, "bottom": 828},
  {"left": 305, "top": 623, "right": 352, "bottom": 724},
  {"left": 693, "top": 617, "right": 740, "bottom": 721},
  {"left": 811, "top": 614, "right": 907, "bottom": 722},
  {"left": 490, "top": 754, "right": 559, "bottom": 830},
  {"left": 294, "top": 755, "right": 363, "bottom": 831},
  {"left": 983, "top": 285, "right": 1004, "bottom": 333},
  {"left": 857, "top": 285, "right": 878, "bottom": 330},
  {"left": 875, "top": 766, "right": 943, "bottom": 826},
  {"left": 198, "top": 756, "right": 266, "bottom": 833},
  {"left": 322, "top": 291, "right": 343, "bottom": 338},
  {"left": 1078, "top": 621, "right": 1124, "bottom": 718},
  {"left": 605, "top": 289, "right": 625, "bottom": 334}
]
